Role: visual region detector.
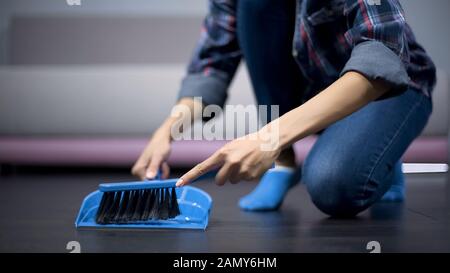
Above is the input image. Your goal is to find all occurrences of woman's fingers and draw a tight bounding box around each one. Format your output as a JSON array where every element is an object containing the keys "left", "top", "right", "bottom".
[
  {"left": 215, "top": 162, "right": 239, "bottom": 186},
  {"left": 131, "top": 157, "right": 149, "bottom": 180},
  {"left": 231, "top": 165, "right": 250, "bottom": 184},
  {"left": 177, "top": 152, "right": 223, "bottom": 186},
  {"left": 161, "top": 162, "right": 171, "bottom": 179},
  {"left": 146, "top": 154, "right": 163, "bottom": 179},
  {"left": 177, "top": 135, "right": 279, "bottom": 186},
  {"left": 133, "top": 156, "right": 170, "bottom": 181}
]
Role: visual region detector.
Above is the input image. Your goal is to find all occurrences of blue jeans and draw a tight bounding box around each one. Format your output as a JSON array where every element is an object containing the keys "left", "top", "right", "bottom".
[{"left": 237, "top": 0, "right": 432, "bottom": 216}]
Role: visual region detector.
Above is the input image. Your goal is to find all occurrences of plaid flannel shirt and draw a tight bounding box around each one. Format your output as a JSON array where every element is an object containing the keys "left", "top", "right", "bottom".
[{"left": 178, "top": 0, "right": 436, "bottom": 107}]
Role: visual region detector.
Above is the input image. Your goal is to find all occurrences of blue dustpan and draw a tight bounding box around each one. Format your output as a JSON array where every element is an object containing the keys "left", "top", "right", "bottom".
[{"left": 75, "top": 185, "right": 213, "bottom": 230}]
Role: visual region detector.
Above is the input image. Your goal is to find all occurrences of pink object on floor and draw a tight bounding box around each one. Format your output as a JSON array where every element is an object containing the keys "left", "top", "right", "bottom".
[{"left": 0, "top": 136, "right": 447, "bottom": 167}]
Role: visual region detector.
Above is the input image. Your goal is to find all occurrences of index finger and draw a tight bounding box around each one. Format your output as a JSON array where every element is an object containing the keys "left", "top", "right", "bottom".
[{"left": 176, "top": 152, "right": 223, "bottom": 187}]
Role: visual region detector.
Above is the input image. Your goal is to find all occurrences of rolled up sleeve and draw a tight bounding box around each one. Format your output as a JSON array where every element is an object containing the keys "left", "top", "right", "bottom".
[
  {"left": 177, "top": 73, "right": 229, "bottom": 107},
  {"left": 341, "top": 0, "right": 410, "bottom": 93},
  {"left": 177, "top": 0, "right": 241, "bottom": 107},
  {"left": 340, "top": 40, "right": 409, "bottom": 90}
]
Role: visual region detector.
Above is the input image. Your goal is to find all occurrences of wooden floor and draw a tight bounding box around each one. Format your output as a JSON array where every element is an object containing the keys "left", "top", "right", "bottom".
[{"left": 0, "top": 169, "right": 449, "bottom": 253}]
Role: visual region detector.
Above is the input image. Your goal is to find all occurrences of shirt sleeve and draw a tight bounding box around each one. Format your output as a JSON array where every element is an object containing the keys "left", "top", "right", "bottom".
[
  {"left": 340, "top": 0, "right": 410, "bottom": 93},
  {"left": 177, "top": 0, "right": 242, "bottom": 107}
]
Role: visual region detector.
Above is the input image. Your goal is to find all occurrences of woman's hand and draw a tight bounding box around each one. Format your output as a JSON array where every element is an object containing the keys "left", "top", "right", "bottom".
[
  {"left": 131, "top": 128, "right": 172, "bottom": 180},
  {"left": 132, "top": 98, "right": 203, "bottom": 180},
  {"left": 176, "top": 132, "right": 281, "bottom": 186}
]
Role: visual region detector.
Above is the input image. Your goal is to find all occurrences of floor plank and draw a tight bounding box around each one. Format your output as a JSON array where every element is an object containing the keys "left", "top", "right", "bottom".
[{"left": 0, "top": 171, "right": 449, "bottom": 252}]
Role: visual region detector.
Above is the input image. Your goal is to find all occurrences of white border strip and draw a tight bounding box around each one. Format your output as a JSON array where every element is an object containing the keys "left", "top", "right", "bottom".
[{"left": 402, "top": 163, "right": 448, "bottom": 174}]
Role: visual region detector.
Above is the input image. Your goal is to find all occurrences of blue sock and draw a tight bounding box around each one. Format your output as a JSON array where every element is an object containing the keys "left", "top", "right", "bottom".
[
  {"left": 238, "top": 166, "right": 300, "bottom": 211},
  {"left": 380, "top": 163, "right": 405, "bottom": 202}
]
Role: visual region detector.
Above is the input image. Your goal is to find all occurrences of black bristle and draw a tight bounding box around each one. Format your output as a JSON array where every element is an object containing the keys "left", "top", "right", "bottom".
[
  {"left": 124, "top": 190, "right": 139, "bottom": 222},
  {"left": 95, "top": 185, "right": 182, "bottom": 225},
  {"left": 110, "top": 191, "right": 123, "bottom": 222},
  {"left": 96, "top": 192, "right": 114, "bottom": 224},
  {"left": 130, "top": 190, "right": 143, "bottom": 221},
  {"left": 95, "top": 192, "right": 108, "bottom": 223},
  {"left": 159, "top": 189, "right": 170, "bottom": 220},
  {"left": 148, "top": 189, "right": 161, "bottom": 220},
  {"left": 169, "top": 187, "right": 181, "bottom": 218},
  {"left": 118, "top": 190, "right": 133, "bottom": 223},
  {"left": 131, "top": 190, "right": 149, "bottom": 221},
  {"left": 113, "top": 190, "right": 130, "bottom": 223},
  {"left": 104, "top": 192, "right": 122, "bottom": 223},
  {"left": 141, "top": 189, "right": 155, "bottom": 221}
]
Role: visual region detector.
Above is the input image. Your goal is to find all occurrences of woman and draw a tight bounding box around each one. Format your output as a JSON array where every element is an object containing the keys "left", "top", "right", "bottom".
[{"left": 132, "top": 0, "right": 435, "bottom": 217}]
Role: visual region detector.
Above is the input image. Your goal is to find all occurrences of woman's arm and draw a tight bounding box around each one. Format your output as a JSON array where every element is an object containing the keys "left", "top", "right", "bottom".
[
  {"left": 275, "top": 71, "right": 390, "bottom": 150},
  {"left": 132, "top": 1, "right": 241, "bottom": 180},
  {"left": 177, "top": 71, "right": 390, "bottom": 186}
]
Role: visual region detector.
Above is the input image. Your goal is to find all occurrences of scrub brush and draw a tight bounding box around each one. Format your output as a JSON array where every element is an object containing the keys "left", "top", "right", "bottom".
[{"left": 95, "top": 171, "right": 215, "bottom": 225}]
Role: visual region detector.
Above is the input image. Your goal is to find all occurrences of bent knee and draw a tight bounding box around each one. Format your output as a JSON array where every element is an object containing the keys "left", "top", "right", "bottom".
[{"left": 303, "top": 167, "right": 370, "bottom": 217}]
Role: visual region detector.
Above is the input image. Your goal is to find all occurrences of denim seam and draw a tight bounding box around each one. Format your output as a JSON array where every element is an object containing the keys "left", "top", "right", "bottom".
[{"left": 359, "top": 94, "right": 426, "bottom": 206}]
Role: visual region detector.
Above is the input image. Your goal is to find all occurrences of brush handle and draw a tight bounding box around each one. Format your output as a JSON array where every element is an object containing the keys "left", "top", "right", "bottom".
[
  {"left": 99, "top": 179, "right": 178, "bottom": 191},
  {"left": 99, "top": 170, "right": 218, "bottom": 192}
]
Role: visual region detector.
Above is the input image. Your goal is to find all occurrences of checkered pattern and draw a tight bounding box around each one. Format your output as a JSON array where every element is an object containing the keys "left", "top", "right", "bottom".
[{"left": 182, "top": 0, "right": 435, "bottom": 105}]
